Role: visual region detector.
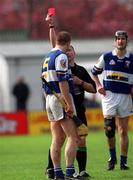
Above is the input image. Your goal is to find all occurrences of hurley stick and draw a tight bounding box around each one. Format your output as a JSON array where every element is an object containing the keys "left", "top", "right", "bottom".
[{"left": 41, "top": 77, "right": 88, "bottom": 136}]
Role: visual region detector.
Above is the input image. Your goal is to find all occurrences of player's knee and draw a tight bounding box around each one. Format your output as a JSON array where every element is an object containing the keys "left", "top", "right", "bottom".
[{"left": 104, "top": 117, "right": 116, "bottom": 139}]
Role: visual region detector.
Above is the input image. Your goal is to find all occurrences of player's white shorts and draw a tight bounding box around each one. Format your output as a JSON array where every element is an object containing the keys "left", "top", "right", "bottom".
[
  {"left": 46, "top": 93, "right": 76, "bottom": 121},
  {"left": 102, "top": 91, "right": 133, "bottom": 118}
]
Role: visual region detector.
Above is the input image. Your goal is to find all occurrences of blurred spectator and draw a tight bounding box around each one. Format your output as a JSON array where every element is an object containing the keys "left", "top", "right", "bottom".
[{"left": 12, "top": 77, "right": 30, "bottom": 111}]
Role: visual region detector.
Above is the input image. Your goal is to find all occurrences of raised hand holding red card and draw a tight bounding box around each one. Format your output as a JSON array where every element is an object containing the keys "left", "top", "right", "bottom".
[{"left": 48, "top": 7, "right": 56, "bottom": 16}]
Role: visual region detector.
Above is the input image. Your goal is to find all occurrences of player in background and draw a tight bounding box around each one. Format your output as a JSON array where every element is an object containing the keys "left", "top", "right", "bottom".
[
  {"left": 91, "top": 30, "right": 133, "bottom": 170},
  {"left": 45, "top": 12, "right": 96, "bottom": 179}
]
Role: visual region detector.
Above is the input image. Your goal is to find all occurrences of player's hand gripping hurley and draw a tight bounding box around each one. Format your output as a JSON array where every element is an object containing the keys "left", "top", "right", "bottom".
[{"left": 41, "top": 77, "right": 88, "bottom": 136}]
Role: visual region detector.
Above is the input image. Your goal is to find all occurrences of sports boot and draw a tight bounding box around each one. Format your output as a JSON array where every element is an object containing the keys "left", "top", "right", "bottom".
[
  {"left": 79, "top": 171, "right": 91, "bottom": 179},
  {"left": 120, "top": 164, "right": 129, "bottom": 170},
  {"left": 65, "top": 172, "right": 81, "bottom": 179},
  {"left": 107, "top": 157, "right": 117, "bottom": 170},
  {"left": 45, "top": 168, "right": 55, "bottom": 179}
]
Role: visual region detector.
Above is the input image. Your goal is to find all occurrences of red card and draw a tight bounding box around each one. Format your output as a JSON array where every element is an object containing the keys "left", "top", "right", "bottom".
[{"left": 48, "top": 7, "right": 56, "bottom": 16}]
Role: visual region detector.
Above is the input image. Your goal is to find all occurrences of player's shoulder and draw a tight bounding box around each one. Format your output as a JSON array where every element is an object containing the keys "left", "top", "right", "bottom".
[
  {"left": 57, "top": 53, "right": 68, "bottom": 62},
  {"left": 52, "top": 49, "right": 67, "bottom": 61},
  {"left": 100, "top": 51, "right": 113, "bottom": 61},
  {"left": 51, "top": 48, "right": 66, "bottom": 57},
  {"left": 103, "top": 51, "right": 112, "bottom": 57}
]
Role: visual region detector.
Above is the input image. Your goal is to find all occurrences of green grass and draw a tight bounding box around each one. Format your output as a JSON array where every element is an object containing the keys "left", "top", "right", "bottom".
[{"left": 0, "top": 131, "right": 133, "bottom": 180}]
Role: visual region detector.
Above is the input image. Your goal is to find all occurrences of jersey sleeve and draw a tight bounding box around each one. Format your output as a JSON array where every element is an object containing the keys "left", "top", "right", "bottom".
[
  {"left": 55, "top": 53, "right": 69, "bottom": 81},
  {"left": 91, "top": 54, "right": 105, "bottom": 75}
]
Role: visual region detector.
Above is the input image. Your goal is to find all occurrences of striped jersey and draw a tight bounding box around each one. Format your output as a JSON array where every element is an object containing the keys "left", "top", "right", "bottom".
[
  {"left": 41, "top": 47, "right": 73, "bottom": 94},
  {"left": 91, "top": 49, "right": 133, "bottom": 94}
]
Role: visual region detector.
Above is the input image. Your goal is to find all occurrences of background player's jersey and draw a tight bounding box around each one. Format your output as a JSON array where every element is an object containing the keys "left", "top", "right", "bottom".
[
  {"left": 42, "top": 48, "right": 73, "bottom": 94},
  {"left": 91, "top": 49, "right": 133, "bottom": 94}
]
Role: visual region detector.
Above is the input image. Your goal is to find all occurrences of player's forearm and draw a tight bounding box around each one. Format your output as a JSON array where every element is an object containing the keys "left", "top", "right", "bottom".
[
  {"left": 49, "top": 27, "right": 56, "bottom": 48},
  {"left": 92, "top": 75, "right": 102, "bottom": 89},
  {"left": 92, "top": 75, "right": 106, "bottom": 95},
  {"left": 59, "top": 81, "right": 73, "bottom": 106},
  {"left": 46, "top": 13, "right": 57, "bottom": 48},
  {"left": 73, "top": 75, "right": 96, "bottom": 93},
  {"left": 82, "top": 81, "right": 96, "bottom": 93}
]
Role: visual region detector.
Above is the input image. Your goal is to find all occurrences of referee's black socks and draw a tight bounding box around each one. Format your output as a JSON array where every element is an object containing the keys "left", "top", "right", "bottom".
[{"left": 76, "top": 147, "right": 87, "bottom": 172}]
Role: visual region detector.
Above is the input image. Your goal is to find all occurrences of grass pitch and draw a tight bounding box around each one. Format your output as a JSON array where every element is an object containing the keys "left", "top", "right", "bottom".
[{"left": 0, "top": 131, "right": 133, "bottom": 180}]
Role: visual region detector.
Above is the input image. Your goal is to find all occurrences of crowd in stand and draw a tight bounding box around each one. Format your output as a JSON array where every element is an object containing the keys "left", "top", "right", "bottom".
[{"left": 0, "top": 0, "right": 133, "bottom": 39}]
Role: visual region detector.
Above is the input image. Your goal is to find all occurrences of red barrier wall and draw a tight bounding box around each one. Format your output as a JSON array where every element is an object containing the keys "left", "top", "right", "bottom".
[
  {"left": 0, "top": 109, "right": 133, "bottom": 136},
  {"left": 0, "top": 112, "right": 28, "bottom": 135}
]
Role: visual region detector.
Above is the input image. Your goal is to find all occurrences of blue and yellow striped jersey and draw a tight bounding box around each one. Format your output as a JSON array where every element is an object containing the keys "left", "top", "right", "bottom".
[
  {"left": 41, "top": 48, "right": 73, "bottom": 94},
  {"left": 91, "top": 49, "right": 133, "bottom": 94}
]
